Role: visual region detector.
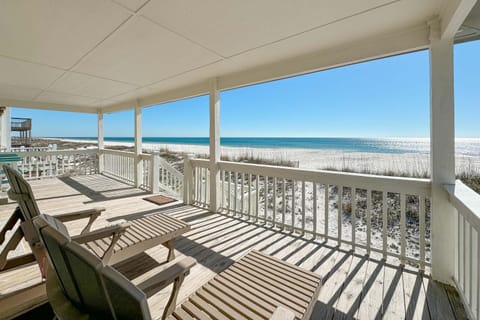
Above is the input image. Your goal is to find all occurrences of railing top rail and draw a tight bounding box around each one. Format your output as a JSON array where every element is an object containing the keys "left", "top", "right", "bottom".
[
  {"left": 99, "top": 148, "right": 136, "bottom": 158},
  {"left": 445, "top": 180, "right": 480, "bottom": 230},
  {"left": 15, "top": 149, "right": 98, "bottom": 157},
  {"left": 138, "top": 153, "right": 153, "bottom": 161},
  {"left": 158, "top": 157, "right": 183, "bottom": 179},
  {"left": 189, "top": 158, "right": 431, "bottom": 196}
]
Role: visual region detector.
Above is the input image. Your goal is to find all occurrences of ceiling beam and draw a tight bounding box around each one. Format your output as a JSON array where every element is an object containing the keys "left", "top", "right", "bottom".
[
  {"left": 100, "top": 23, "right": 430, "bottom": 113},
  {"left": 101, "top": 81, "right": 210, "bottom": 113},
  {"left": 218, "top": 24, "right": 429, "bottom": 92},
  {"left": 0, "top": 98, "right": 99, "bottom": 113},
  {"left": 440, "top": 0, "right": 477, "bottom": 39}
]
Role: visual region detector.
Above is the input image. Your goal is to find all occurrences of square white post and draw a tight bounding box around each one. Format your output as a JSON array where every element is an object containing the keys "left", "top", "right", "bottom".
[
  {"left": 209, "top": 78, "right": 220, "bottom": 212},
  {"left": 134, "top": 105, "right": 143, "bottom": 188},
  {"left": 97, "top": 113, "right": 104, "bottom": 173},
  {"left": 429, "top": 20, "right": 456, "bottom": 285},
  {"left": 183, "top": 154, "right": 193, "bottom": 204}
]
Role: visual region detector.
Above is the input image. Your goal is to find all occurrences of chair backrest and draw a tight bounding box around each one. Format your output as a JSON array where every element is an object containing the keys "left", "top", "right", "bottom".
[
  {"left": 3, "top": 164, "right": 41, "bottom": 221},
  {"left": 34, "top": 215, "right": 151, "bottom": 320}
]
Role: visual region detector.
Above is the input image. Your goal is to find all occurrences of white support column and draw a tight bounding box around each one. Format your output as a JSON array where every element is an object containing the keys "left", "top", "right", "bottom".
[
  {"left": 429, "top": 19, "right": 456, "bottom": 285},
  {"left": 0, "top": 107, "right": 11, "bottom": 151},
  {"left": 134, "top": 105, "right": 143, "bottom": 188},
  {"left": 97, "top": 113, "right": 104, "bottom": 173},
  {"left": 183, "top": 154, "right": 193, "bottom": 204},
  {"left": 209, "top": 78, "right": 220, "bottom": 212}
]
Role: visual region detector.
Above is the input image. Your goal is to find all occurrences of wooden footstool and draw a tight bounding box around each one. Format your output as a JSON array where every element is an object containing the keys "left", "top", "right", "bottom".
[{"left": 168, "top": 250, "right": 322, "bottom": 320}]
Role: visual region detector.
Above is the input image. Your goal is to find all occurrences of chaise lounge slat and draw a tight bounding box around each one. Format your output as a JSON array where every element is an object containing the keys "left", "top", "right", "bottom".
[{"left": 170, "top": 250, "right": 322, "bottom": 320}]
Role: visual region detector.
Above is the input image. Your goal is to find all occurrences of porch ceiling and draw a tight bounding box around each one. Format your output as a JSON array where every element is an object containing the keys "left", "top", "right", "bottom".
[{"left": 0, "top": 0, "right": 474, "bottom": 114}]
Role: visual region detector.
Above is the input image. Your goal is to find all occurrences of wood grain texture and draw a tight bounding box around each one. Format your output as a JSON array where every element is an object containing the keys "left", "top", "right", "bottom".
[{"left": 0, "top": 175, "right": 464, "bottom": 319}]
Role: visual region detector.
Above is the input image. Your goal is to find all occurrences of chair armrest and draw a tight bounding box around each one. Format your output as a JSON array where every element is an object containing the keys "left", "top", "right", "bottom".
[
  {"left": 134, "top": 256, "right": 195, "bottom": 319},
  {"left": 270, "top": 306, "right": 296, "bottom": 320},
  {"left": 135, "top": 256, "right": 196, "bottom": 294},
  {"left": 71, "top": 222, "right": 130, "bottom": 264},
  {"left": 71, "top": 222, "right": 130, "bottom": 244},
  {"left": 56, "top": 207, "right": 106, "bottom": 234}
]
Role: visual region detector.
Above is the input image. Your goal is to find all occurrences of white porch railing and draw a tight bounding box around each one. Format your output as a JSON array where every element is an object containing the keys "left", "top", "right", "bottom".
[
  {"left": 158, "top": 157, "right": 183, "bottom": 196},
  {"left": 185, "top": 158, "right": 432, "bottom": 269},
  {"left": 3, "top": 148, "right": 182, "bottom": 195},
  {"left": 101, "top": 149, "right": 136, "bottom": 185},
  {"left": 446, "top": 181, "right": 480, "bottom": 320},
  {"left": 15, "top": 149, "right": 98, "bottom": 180}
]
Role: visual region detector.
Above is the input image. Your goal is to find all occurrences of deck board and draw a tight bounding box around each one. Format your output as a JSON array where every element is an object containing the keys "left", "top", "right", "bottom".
[{"left": 0, "top": 174, "right": 465, "bottom": 320}]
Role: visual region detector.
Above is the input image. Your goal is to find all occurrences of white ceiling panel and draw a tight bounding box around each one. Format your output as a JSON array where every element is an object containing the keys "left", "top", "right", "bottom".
[
  {"left": 0, "top": 0, "right": 461, "bottom": 113},
  {"left": 141, "top": 0, "right": 392, "bottom": 57},
  {"left": 112, "top": 0, "right": 149, "bottom": 12},
  {"left": 36, "top": 91, "right": 99, "bottom": 106},
  {"left": 0, "top": 85, "right": 42, "bottom": 101},
  {"left": 227, "top": 0, "right": 439, "bottom": 73},
  {"left": 0, "top": 56, "right": 64, "bottom": 89},
  {"left": 49, "top": 72, "right": 138, "bottom": 99},
  {"left": 0, "top": 0, "right": 130, "bottom": 69},
  {"left": 75, "top": 16, "right": 222, "bottom": 86}
]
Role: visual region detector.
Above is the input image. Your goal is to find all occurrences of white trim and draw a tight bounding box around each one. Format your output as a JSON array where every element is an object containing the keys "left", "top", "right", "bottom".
[
  {"left": 209, "top": 78, "right": 220, "bottom": 212},
  {"left": 0, "top": 98, "right": 99, "bottom": 113},
  {"left": 440, "top": 0, "right": 477, "bottom": 39},
  {"left": 100, "top": 24, "right": 430, "bottom": 113},
  {"left": 134, "top": 103, "right": 142, "bottom": 188}
]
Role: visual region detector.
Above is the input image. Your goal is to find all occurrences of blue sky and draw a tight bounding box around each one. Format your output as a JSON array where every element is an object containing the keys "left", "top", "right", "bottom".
[{"left": 12, "top": 40, "right": 480, "bottom": 138}]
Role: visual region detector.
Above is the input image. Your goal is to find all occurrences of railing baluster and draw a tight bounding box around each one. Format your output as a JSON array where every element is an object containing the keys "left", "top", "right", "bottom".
[
  {"left": 301, "top": 181, "right": 305, "bottom": 234},
  {"left": 325, "top": 185, "right": 329, "bottom": 240},
  {"left": 400, "top": 193, "right": 406, "bottom": 265},
  {"left": 477, "top": 231, "right": 480, "bottom": 320},
  {"left": 367, "top": 189, "right": 372, "bottom": 254},
  {"left": 291, "top": 180, "right": 295, "bottom": 231},
  {"left": 352, "top": 188, "right": 356, "bottom": 250},
  {"left": 273, "top": 177, "right": 277, "bottom": 227},
  {"left": 248, "top": 173, "right": 252, "bottom": 219},
  {"left": 264, "top": 176, "right": 268, "bottom": 223},
  {"left": 464, "top": 217, "right": 468, "bottom": 296},
  {"left": 221, "top": 170, "right": 225, "bottom": 210},
  {"left": 282, "top": 178, "right": 286, "bottom": 230},
  {"left": 313, "top": 182, "right": 317, "bottom": 238},
  {"left": 469, "top": 224, "right": 473, "bottom": 307},
  {"left": 234, "top": 172, "right": 238, "bottom": 216},
  {"left": 383, "top": 191, "right": 388, "bottom": 259},
  {"left": 419, "top": 195, "right": 426, "bottom": 270},
  {"left": 255, "top": 175, "right": 259, "bottom": 222},
  {"left": 241, "top": 173, "right": 245, "bottom": 217},
  {"left": 227, "top": 171, "right": 231, "bottom": 213},
  {"left": 338, "top": 185, "right": 343, "bottom": 245}
]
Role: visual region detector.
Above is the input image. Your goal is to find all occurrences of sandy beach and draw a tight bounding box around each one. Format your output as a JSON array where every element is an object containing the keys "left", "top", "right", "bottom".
[{"left": 38, "top": 137, "right": 480, "bottom": 178}]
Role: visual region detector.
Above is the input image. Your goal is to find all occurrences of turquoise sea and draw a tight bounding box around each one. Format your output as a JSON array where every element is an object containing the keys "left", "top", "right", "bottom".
[{"left": 53, "top": 137, "right": 480, "bottom": 157}]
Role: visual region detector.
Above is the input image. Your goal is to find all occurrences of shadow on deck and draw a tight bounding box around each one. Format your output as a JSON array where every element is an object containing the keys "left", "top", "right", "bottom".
[{"left": 0, "top": 174, "right": 467, "bottom": 320}]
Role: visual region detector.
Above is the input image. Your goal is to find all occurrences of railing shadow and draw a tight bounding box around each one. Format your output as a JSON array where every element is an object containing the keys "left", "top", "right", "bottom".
[{"left": 58, "top": 175, "right": 148, "bottom": 202}]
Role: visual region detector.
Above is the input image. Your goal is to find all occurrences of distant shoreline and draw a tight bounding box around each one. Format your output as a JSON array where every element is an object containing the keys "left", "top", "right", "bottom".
[
  {"left": 45, "top": 136, "right": 480, "bottom": 157},
  {"left": 35, "top": 137, "right": 480, "bottom": 178}
]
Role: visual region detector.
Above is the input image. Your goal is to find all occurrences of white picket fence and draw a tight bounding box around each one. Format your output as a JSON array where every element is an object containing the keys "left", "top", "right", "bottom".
[{"left": 185, "top": 158, "right": 432, "bottom": 269}]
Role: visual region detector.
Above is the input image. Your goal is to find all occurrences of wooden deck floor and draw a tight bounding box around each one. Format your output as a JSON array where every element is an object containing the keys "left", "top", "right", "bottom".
[{"left": 0, "top": 175, "right": 466, "bottom": 319}]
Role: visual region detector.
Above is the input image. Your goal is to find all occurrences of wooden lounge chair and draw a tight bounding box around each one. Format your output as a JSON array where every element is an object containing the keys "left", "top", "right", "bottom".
[
  {"left": 35, "top": 214, "right": 322, "bottom": 320},
  {"left": 34, "top": 214, "right": 196, "bottom": 320},
  {"left": 0, "top": 165, "right": 105, "bottom": 271},
  {"left": 0, "top": 164, "right": 190, "bottom": 270}
]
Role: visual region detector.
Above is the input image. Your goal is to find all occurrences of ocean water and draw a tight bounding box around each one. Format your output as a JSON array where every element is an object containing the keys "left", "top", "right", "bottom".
[{"left": 53, "top": 137, "right": 480, "bottom": 157}]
